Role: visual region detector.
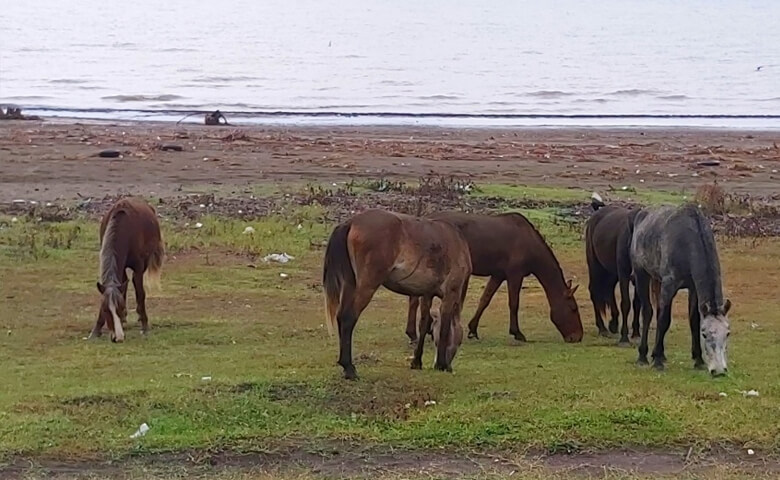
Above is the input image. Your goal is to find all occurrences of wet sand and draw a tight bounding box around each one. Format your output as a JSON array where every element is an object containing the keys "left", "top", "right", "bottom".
[{"left": 0, "top": 119, "right": 779, "bottom": 203}]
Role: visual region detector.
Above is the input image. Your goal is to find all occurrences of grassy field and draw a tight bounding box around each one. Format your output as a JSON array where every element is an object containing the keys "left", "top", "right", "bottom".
[{"left": 1, "top": 185, "right": 779, "bottom": 478}]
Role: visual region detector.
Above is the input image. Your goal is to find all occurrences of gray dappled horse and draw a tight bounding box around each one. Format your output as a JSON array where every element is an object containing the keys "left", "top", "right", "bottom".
[{"left": 629, "top": 204, "right": 732, "bottom": 377}]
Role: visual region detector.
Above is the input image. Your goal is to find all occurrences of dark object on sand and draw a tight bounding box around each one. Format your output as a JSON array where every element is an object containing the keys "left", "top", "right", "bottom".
[
  {"left": 98, "top": 149, "right": 121, "bottom": 158},
  {"left": 161, "top": 144, "right": 184, "bottom": 152},
  {"left": 0, "top": 107, "right": 41, "bottom": 121},
  {"left": 205, "top": 110, "right": 229, "bottom": 126},
  {"left": 697, "top": 159, "right": 721, "bottom": 167}
]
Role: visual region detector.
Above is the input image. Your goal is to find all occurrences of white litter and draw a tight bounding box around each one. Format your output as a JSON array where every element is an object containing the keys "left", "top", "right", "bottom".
[
  {"left": 199, "top": 204, "right": 206, "bottom": 208},
  {"left": 201, "top": 376, "right": 212, "bottom": 381},
  {"left": 719, "top": 392, "right": 728, "bottom": 398},
  {"left": 751, "top": 323, "right": 759, "bottom": 329},
  {"left": 12, "top": 199, "right": 26, "bottom": 204},
  {"left": 748, "top": 449, "right": 755, "bottom": 455},
  {"left": 621, "top": 186, "right": 629, "bottom": 191},
  {"left": 297, "top": 224, "right": 303, "bottom": 230},
  {"left": 742, "top": 390, "right": 759, "bottom": 397},
  {"left": 279, "top": 273, "right": 289, "bottom": 278},
  {"left": 174, "top": 373, "right": 192, "bottom": 378},
  {"left": 263, "top": 253, "right": 295, "bottom": 263},
  {"left": 243, "top": 226, "right": 255, "bottom": 235},
  {"left": 129, "top": 423, "right": 150, "bottom": 439},
  {"left": 424, "top": 400, "right": 437, "bottom": 406},
  {"left": 10, "top": 217, "right": 18, "bottom": 223},
  {"left": 194, "top": 222, "right": 203, "bottom": 229}
]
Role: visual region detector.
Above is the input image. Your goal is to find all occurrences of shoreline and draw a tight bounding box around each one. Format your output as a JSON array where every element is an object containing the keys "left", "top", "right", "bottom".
[{"left": 1, "top": 118, "right": 779, "bottom": 204}]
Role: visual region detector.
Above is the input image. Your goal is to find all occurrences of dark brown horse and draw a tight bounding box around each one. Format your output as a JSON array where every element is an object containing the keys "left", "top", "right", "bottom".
[
  {"left": 323, "top": 209, "right": 471, "bottom": 380},
  {"left": 585, "top": 202, "right": 640, "bottom": 345},
  {"left": 406, "top": 211, "right": 583, "bottom": 344},
  {"left": 89, "top": 197, "right": 164, "bottom": 342}
]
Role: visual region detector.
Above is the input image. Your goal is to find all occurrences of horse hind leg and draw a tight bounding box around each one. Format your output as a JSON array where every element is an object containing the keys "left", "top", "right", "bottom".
[
  {"left": 634, "top": 270, "right": 654, "bottom": 366},
  {"left": 337, "top": 280, "right": 379, "bottom": 380},
  {"left": 507, "top": 277, "right": 526, "bottom": 342},
  {"left": 651, "top": 279, "right": 676, "bottom": 371},
  {"left": 617, "top": 276, "right": 632, "bottom": 346},
  {"left": 607, "top": 289, "right": 619, "bottom": 335}
]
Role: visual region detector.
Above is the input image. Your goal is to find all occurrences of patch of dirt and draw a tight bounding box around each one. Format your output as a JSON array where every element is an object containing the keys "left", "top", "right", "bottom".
[{"left": 2, "top": 443, "right": 778, "bottom": 479}]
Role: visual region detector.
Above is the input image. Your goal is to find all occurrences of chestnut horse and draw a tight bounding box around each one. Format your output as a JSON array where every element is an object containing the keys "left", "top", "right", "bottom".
[
  {"left": 585, "top": 202, "right": 641, "bottom": 345},
  {"left": 407, "top": 211, "right": 583, "bottom": 344},
  {"left": 323, "top": 209, "right": 471, "bottom": 380},
  {"left": 89, "top": 197, "right": 164, "bottom": 342}
]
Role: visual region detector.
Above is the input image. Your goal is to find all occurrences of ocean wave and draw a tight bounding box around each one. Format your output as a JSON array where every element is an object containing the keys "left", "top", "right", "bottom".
[
  {"left": 657, "top": 94, "right": 688, "bottom": 101},
  {"left": 417, "top": 94, "right": 461, "bottom": 100},
  {"left": 526, "top": 90, "right": 574, "bottom": 98},
  {"left": 191, "top": 75, "right": 258, "bottom": 83},
  {"left": 607, "top": 89, "right": 659, "bottom": 97},
  {"left": 102, "top": 94, "right": 185, "bottom": 102},
  {"left": 49, "top": 79, "right": 88, "bottom": 84}
]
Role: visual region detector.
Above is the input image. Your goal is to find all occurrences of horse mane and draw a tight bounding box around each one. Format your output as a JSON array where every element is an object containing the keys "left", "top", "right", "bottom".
[
  {"left": 100, "top": 209, "right": 125, "bottom": 287},
  {"left": 500, "top": 212, "right": 566, "bottom": 280},
  {"left": 686, "top": 205, "right": 724, "bottom": 311}
]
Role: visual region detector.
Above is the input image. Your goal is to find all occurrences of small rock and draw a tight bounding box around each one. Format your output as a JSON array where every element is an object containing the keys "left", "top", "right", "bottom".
[
  {"left": 161, "top": 144, "right": 183, "bottom": 152},
  {"left": 98, "top": 149, "right": 121, "bottom": 158},
  {"left": 194, "top": 222, "right": 203, "bottom": 229},
  {"left": 201, "top": 376, "right": 212, "bottom": 381},
  {"left": 719, "top": 392, "right": 728, "bottom": 397},
  {"left": 424, "top": 400, "right": 437, "bottom": 406},
  {"left": 748, "top": 449, "right": 755, "bottom": 455},
  {"left": 10, "top": 217, "right": 18, "bottom": 223},
  {"left": 742, "top": 390, "right": 759, "bottom": 397},
  {"left": 697, "top": 159, "right": 721, "bottom": 167},
  {"left": 279, "top": 273, "right": 289, "bottom": 278}
]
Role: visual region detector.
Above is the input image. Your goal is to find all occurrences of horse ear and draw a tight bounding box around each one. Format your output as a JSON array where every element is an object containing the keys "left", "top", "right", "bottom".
[
  {"left": 566, "top": 279, "right": 573, "bottom": 289},
  {"left": 700, "top": 303, "right": 711, "bottom": 316},
  {"left": 569, "top": 284, "right": 579, "bottom": 296},
  {"left": 723, "top": 299, "right": 732, "bottom": 315},
  {"left": 96, "top": 282, "right": 105, "bottom": 294}
]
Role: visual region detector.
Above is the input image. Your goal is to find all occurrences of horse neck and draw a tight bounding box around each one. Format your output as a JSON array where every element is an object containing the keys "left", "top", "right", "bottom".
[
  {"left": 526, "top": 231, "right": 568, "bottom": 305},
  {"left": 100, "top": 218, "right": 129, "bottom": 286},
  {"left": 689, "top": 215, "right": 724, "bottom": 312}
]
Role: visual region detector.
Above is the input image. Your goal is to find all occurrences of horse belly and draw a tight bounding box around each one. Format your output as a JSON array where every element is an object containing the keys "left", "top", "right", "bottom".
[{"left": 384, "top": 262, "right": 439, "bottom": 297}]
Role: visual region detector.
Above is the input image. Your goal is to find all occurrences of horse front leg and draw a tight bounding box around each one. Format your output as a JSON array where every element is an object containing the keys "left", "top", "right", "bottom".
[
  {"left": 133, "top": 269, "right": 149, "bottom": 335},
  {"left": 466, "top": 276, "right": 502, "bottom": 339},
  {"left": 406, "top": 296, "right": 420, "bottom": 344},
  {"left": 88, "top": 316, "right": 106, "bottom": 339},
  {"left": 337, "top": 283, "right": 378, "bottom": 381},
  {"left": 507, "top": 277, "right": 526, "bottom": 342},
  {"left": 688, "top": 288, "right": 705, "bottom": 370},
  {"left": 411, "top": 296, "right": 434, "bottom": 370}
]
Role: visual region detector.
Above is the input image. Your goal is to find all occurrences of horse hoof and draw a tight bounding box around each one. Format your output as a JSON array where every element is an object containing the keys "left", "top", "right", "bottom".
[
  {"left": 636, "top": 357, "right": 649, "bottom": 366},
  {"left": 410, "top": 360, "right": 423, "bottom": 370},
  {"left": 693, "top": 361, "right": 706, "bottom": 371},
  {"left": 434, "top": 362, "right": 450, "bottom": 372},
  {"left": 653, "top": 363, "right": 665, "bottom": 371},
  {"left": 617, "top": 340, "right": 632, "bottom": 348},
  {"left": 467, "top": 331, "right": 479, "bottom": 340},
  {"left": 631, "top": 334, "right": 641, "bottom": 341},
  {"left": 608, "top": 321, "right": 619, "bottom": 334},
  {"left": 343, "top": 367, "right": 359, "bottom": 381},
  {"left": 598, "top": 329, "right": 611, "bottom": 338},
  {"left": 512, "top": 332, "right": 527, "bottom": 342}
]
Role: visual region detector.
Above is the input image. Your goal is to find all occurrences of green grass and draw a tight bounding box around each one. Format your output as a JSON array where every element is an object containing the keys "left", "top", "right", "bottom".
[{"left": 1, "top": 196, "right": 779, "bottom": 476}]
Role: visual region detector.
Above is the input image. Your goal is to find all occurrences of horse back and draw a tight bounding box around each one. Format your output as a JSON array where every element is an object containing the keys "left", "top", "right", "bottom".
[{"left": 100, "top": 197, "right": 162, "bottom": 260}]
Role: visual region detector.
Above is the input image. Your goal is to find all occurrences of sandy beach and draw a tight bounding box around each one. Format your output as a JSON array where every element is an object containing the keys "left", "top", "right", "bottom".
[{"left": 1, "top": 120, "right": 778, "bottom": 204}]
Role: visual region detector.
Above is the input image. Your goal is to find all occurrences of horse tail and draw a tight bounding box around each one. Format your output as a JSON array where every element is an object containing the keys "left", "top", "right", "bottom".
[
  {"left": 323, "top": 221, "right": 355, "bottom": 336},
  {"left": 144, "top": 235, "right": 165, "bottom": 292}
]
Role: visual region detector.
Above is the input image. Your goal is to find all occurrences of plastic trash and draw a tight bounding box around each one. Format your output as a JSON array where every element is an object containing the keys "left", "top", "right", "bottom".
[
  {"left": 129, "top": 423, "right": 149, "bottom": 439},
  {"left": 279, "top": 273, "right": 289, "bottom": 278},
  {"left": 719, "top": 392, "right": 728, "bottom": 398},
  {"left": 243, "top": 226, "right": 255, "bottom": 235},
  {"left": 201, "top": 376, "right": 212, "bottom": 381},
  {"left": 194, "top": 222, "right": 203, "bottom": 229}
]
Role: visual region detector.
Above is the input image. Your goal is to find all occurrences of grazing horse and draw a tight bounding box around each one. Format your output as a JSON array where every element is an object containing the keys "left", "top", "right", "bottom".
[
  {"left": 585, "top": 202, "right": 641, "bottom": 344},
  {"left": 630, "top": 204, "right": 732, "bottom": 376},
  {"left": 323, "top": 209, "right": 471, "bottom": 380},
  {"left": 90, "top": 197, "right": 164, "bottom": 342},
  {"left": 406, "top": 211, "right": 583, "bottom": 344}
]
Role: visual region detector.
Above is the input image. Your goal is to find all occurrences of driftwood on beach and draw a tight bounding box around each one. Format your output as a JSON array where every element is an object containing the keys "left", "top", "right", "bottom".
[{"left": 0, "top": 107, "right": 41, "bottom": 121}]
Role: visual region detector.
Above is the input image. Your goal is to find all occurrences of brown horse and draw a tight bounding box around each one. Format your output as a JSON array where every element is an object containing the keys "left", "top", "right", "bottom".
[
  {"left": 407, "top": 211, "right": 583, "bottom": 344},
  {"left": 323, "top": 209, "right": 471, "bottom": 380},
  {"left": 585, "top": 202, "right": 641, "bottom": 345},
  {"left": 89, "top": 197, "right": 164, "bottom": 342}
]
